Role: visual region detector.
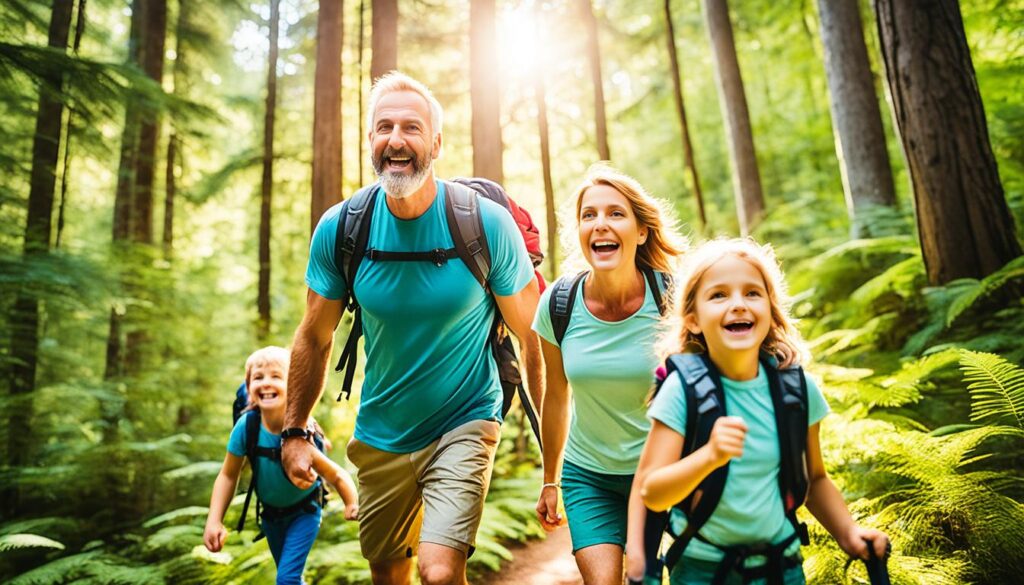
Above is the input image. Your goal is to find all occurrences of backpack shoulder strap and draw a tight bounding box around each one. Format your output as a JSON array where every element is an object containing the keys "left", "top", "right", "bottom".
[
  {"left": 333, "top": 185, "right": 380, "bottom": 308},
  {"left": 662, "top": 353, "right": 731, "bottom": 572},
  {"left": 548, "top": 271, "right": 588, "bottom": 346},
  {"left": 237, "top": 409, "right": 262, "bottom": 533},
  {"left": 765, "top": 356, "right": 811, "bottom": 546},
  {"left": 443, "top": 180, "right": 490, "bottom": 290},
  {"left": 640, "top": 266, "right": 674, "bottom": 316}
]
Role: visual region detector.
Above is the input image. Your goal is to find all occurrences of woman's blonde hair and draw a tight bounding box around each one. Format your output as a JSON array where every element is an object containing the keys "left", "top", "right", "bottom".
[
  {"left": 243, "top": 346, "right": 291, "bottom": 409},
  {"left": 658, "top": 238, "right": 808, "bottom": 365},
  {"left": 564, "top": 163, "right": 688, "bottom": 274}
]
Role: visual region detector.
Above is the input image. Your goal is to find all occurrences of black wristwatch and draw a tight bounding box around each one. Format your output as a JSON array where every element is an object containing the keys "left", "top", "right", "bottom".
[{"left": 280, "top": 427, "right": 312, "bottom": 441}]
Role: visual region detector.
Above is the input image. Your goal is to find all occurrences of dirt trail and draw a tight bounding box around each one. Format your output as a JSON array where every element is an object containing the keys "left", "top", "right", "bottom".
[{"left": 482, "top": 527, "right": 583, "bottom": 585}]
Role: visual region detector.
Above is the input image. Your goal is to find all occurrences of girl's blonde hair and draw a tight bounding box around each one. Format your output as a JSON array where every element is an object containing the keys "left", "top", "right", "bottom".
[
  {"left": 564, "top": 163, "right": 688, "bottom": 273},
  {"left": 658, "top": 238, "right": 808, "bottom": 365},
  {"left": 243, "top": 346, "right": 291, "bottom": 408}
]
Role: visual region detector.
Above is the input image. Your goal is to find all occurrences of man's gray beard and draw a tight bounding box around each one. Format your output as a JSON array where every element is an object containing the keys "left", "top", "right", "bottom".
[{"left": 378, "top": 163, "right": 431, "bottom": 199}]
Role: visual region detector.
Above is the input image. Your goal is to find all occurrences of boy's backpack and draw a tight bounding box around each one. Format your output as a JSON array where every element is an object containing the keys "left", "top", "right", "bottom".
[
  {"left": 548, "top": 267, "right": 672, "bottom": 345},
  {"left": 331, "top": 178, "right": 544, "bottom": 450},
  {"left": 642, "top": 352, "right": 809, "bottom": 585},
  {"left": 231, "top": 382, "right": 248, "bottom": 425},
  {"left": 236, "top": 410, "right": 327, "bottom": 539}
]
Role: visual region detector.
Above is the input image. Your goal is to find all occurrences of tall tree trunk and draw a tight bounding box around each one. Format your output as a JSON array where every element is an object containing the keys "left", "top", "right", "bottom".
[
  {"left": 818, "top": 0, "right": 896, "bottom": 238},
  {"left": 703, "top": 0, "right": 764, "bottom": 235},
  {"left": 257, "top": 0, "right": 281, "bottom": 341},
  {"left": 6, "top": 0, "right": 75, "bottom": 513},
  {"left": 112, "top": 0, "right": 144, "bottom": 244},
  {"left": 664, "top": 0, "right": 705, "bottom": 229},
  {"left": 579, "top": 0, "right": 610, "bottom": 161},
  {"left": 357, "top": 0, "right": 366, "bottom": 186},
  {"left": 875, "top": 0, "right": 1021, "bottom": 284},
  {"left": 164, "top": 0, "right": 186, "bottom": 258},
  {"left": 312, "top": 0, "right": 344, "bottom": 233},
  {"left": 55, "top": 0, "right": 86, "bottom": 250},
  {"left": 370, "top": 0, "right": 397, "bottom": 82},
  {"left": 470, "top": 0, "right": 503, "bottom": 183},
  {"left": 131, "top": 0, "right": 166, "bottom": 245},
  {"left": 535, "top": 68, "right": 556, "bottom": 279}
]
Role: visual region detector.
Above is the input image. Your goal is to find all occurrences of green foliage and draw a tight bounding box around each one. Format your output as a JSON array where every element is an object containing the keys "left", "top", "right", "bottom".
[
  {"left": 0, "top": 535, "right": 65, "bottom": 553},
  {"left": 960, "top": 350, "right": 1024, "bottom": 429}
]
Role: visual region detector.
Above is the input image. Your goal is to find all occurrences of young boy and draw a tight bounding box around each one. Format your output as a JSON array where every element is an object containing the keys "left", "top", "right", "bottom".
[{"left": 204, "top": 346, "right": 358, "bottom": 584}]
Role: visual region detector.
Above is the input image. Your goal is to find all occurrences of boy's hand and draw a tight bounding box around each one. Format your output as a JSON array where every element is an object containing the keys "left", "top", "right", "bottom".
[
  {"left": 282, "top": 437, "right": 318, "bottom": 489},
  {"left": 344, "top": 502, "right": 360, "bottom": 521},
  {"left": 706, "top": 416, "right": 747, "bottom": 467},
  {"left": 203, "top": 522, "right": 227, "bottom": 552},
  {"left": 840, "top": 526, "right": 890, "bottom": 560}
]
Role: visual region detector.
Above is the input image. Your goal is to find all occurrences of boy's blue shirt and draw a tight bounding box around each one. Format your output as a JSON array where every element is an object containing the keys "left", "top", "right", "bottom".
[
  {"left": 305, "top": 181, "right": 534, "bottom": 453},
  {"left": 227, "top": 415, "right": 319, "bottom": 508}
]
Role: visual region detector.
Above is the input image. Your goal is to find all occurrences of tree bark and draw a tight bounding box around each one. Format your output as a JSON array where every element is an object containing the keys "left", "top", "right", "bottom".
[
  {"left": 6, "top": 0, "right": 74, "bottom": 512},
  {"left": 131, "top": 0, "right": 167, "bottom": 245},
  {"left": 357, "top": 0, "right": 366, "bottom": 186},
  {"left": 664, "top": 0, "right": 705, "bottom": 229},
  {"left": 112, "top": 0, "right": 144, "bottom": 243},
  {"left": 257, "top": 0, "right": 281, "bottom": 341},
  {"left": 703, "top": 0, "right": 764, "bottom": 235},
  {"left": 875, "top": 0, "right": 1021, "bottom": 284},
  {"left": 370, "top": 0, "right": 397, "bottom": 82},
  {"left": 818, "top": 0, "right": 896, "bottom": 238},
  {"left": 312, "top": 0, "right": 344, "bottom": 234},
  {"left": 535, "top": 68, "right": 556, "bottom": 279},
  {"left": 470, "top": 0, "right": 503, "bottom": 183},
  {"left": 164, "top": 0, "right": 187, "bottom": 258},
  {"left": 579, "top": 0, "right": 610, "bottom": 162}
]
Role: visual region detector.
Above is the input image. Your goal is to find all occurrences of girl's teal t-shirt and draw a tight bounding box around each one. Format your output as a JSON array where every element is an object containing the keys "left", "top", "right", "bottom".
[
  {"left": 532, "top": 273, "right": 663, "bottom": 475},
  {"left": 647, "top": 365, "right": 830, "bottom": 563},
  {"left": 227, "top": 415, "right": 318, "bottom": 508}
]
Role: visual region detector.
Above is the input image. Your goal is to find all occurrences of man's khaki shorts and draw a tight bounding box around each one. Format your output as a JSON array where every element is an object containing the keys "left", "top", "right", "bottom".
[{"left": 345, "top": 418, "right": 501, "bottom": 562}]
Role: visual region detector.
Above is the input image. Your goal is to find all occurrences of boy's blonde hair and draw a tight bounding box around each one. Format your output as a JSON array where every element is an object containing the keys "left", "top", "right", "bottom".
[
  {"left": 658, "top": 238, "right": 808, "bottom": 365},
  {"left": 244, "top": 346, "right": 290, "bottom": 390},
  {"left": 563, "top": 163, "right": 688, "bottom": 274}
]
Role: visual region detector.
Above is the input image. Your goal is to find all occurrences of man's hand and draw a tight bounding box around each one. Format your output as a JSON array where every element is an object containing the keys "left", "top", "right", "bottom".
[
  {"left": 535, "top": 485, "right": 565, "bottom": 532},
  {"left": 282, "top": 437, "right": 319, "bottom": 490}
]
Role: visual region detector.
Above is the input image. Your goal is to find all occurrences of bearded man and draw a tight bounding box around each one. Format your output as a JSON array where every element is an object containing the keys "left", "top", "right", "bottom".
[{"left": 280, "top": 72, "right": 541, "bottom": 585}]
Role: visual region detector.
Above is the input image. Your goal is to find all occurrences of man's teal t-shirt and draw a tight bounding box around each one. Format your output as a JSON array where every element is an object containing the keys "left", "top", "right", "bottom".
[
  {"left": 532, "top": 273, "right": 663, "bottom": 475},
  {"left": 647, "top": 364, "right": 829, "bottom": 563},
  {"left": 305, "top": 180, "right": 534, "bottom": 453},
  {"left": 227, "top": 415, "right": 318, "bottom": 508}
]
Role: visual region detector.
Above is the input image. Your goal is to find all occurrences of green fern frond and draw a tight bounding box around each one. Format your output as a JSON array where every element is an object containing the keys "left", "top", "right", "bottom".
[
  {"left": 0, "top": 533, "right": 65, "bottom": 552},
  {"left": 8, "top": 551, "right": 102, "bottom": 585},
  {"left": 947, "top": 255, "right": 1024, "bottom": 326},
  {"left": 143, "top": 506, "right": 209, "bottom": 528},
  {"left": 163, "top": 461, "right": 223, "bottom": 480},
  {"left": 959, "top": 350, "right": 1024, "bottom": 429}
]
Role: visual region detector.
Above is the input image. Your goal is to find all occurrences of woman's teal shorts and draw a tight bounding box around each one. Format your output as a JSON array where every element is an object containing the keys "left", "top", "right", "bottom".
[{"left": 561, "top": 459, "right": 635, "bottom": 553}]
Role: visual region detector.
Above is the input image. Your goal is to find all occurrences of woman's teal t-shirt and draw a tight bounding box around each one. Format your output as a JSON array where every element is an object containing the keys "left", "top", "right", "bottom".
[
  {"left": 647, "top": 365, "right": 829, "bottom": 563},
  {"left": 227, "top": 415, "right": 318, "bottom": 508},
  {"left": 532, "top": 273, "right": 663, "bottom": 475}
]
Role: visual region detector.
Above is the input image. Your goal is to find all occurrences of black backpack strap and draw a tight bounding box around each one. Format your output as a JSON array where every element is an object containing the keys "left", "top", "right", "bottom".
[
  {"left": 766, "top": 355, "right": 810, "bottom": 546},
  {"left": 549, "top": 271, "right": 588, "bottom": 346},
  {"left": 237, "top": 410, "right": 262, "bottom": 534},
  {"left": 662, "top": 353, "right": 730, "bottom": 573},
  {"left": 640, "top": 266, "right": 673, "bottom": 316},
  {"left": 332, "top": 185, "right": 379, "bottom": 402},
  {"left": 443, "top": 180, "right": 490, "bottom": 290}
]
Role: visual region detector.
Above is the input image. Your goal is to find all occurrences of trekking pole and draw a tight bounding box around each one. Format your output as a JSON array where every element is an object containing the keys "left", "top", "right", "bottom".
[{"left": 863, "top": 538, "right": 891, "bottom": 585}]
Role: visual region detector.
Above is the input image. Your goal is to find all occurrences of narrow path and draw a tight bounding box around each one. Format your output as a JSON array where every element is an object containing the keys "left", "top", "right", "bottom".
[{"left": 482, "top": 527, "right": 583, "bottom": 585}]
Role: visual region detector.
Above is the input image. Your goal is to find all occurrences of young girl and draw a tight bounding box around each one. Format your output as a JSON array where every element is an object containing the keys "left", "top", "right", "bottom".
[
  {"left": 636, "top": 239, "right": 888, "bottom": 584},
  {"left": 533, "top": 164, "right": 687, "bottom": 584},
  {"left": 204, "top": 346, "right": 358, "bottom": 585}
]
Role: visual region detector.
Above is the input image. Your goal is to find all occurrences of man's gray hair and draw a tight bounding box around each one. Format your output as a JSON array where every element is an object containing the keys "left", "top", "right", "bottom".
[{"left": 366, "top": 71, "right": 444, "bottom": 136}]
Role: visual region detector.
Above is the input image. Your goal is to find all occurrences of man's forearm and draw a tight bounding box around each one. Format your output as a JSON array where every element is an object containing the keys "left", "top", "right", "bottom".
[{"left": 285, "top": 325, "right": 333, "bottom": 429}]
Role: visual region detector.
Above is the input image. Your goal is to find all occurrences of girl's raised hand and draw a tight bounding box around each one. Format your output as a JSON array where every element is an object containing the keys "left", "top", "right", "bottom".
[{"left": 706, "top": 416, "right": 748, "bottom": 467}]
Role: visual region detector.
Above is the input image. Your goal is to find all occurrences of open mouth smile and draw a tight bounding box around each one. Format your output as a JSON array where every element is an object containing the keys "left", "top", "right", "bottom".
[
  {"left": 723, "top": 321, "right": 754, "bottom": 333},
  {"left": 590, "top": 240, "right": 621, "bottom": 255}
]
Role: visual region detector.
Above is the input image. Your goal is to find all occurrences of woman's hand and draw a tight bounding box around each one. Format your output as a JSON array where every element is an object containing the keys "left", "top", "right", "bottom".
[
  {"left": 624, "top": 538, "right": 646, "bottom": 582},
  {"left": 203, "top": 521, "right": 227, "bottom": 552},
  {"left": 839, "top": 525, "right": 890, "bottom": 560},
  {"left": 535, "top": 485, "right": 565, "bottom": 531}
]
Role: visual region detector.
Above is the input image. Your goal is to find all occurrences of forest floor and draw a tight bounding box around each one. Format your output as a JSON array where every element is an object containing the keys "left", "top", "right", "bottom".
[{"left": 482, "top": 527, "right": 582, "bottom": 585}]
